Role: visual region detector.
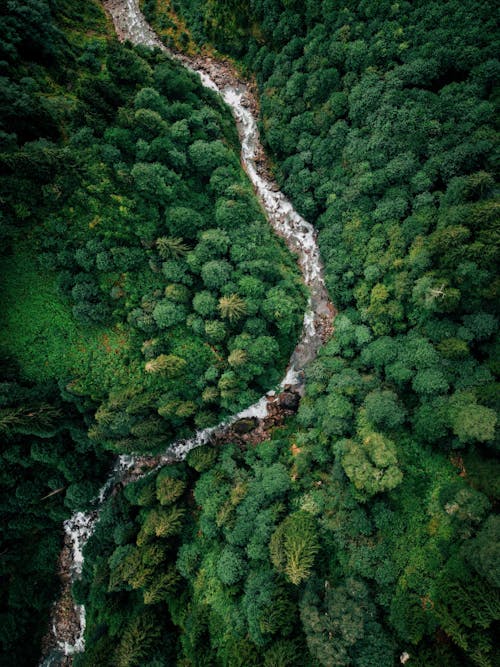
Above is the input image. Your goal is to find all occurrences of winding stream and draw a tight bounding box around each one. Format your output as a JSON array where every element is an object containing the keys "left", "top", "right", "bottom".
[{"left": 40, "top": 1, "right": 334, "bottom": 662}]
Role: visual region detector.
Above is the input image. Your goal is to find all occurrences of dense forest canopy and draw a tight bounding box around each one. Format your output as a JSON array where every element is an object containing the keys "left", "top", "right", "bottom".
[
  {"left": 1, "top": 0, "right": 499, "bottom": 665},
  {"left": 0, "top": 0, "right": 303, "bottom": 662}
]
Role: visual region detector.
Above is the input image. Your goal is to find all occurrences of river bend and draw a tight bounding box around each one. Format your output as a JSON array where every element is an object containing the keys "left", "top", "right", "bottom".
[{"left": 40, "top": 1, "right": 334, "bottom": 662}]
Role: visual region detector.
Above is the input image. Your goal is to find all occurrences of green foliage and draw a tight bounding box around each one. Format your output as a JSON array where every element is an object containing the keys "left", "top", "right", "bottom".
[
  {"left": 156, "top": 470, "right": 186, "bottom": 505},
  {"left": 301, "top": 579, "right": 393, "bottom": 667},
  {"left": 145, "top": 353, "right": 187, "bottom": 376},
  {"left": 264, "top": 640, "right": 301, "bottom": 667},
  {"left": 462, "top": 516, "right": 500, "bottom": 588},
  {"left": 147, "top": 0, "right": 500, "bottom": 662},
  {"left": 270, "top": 512, "right": 320, "bottom": 585},
  {"left": 137, "top": 506, "right": 185, "bottom": 543},
  {"left": 218, "top": 293, "right": 247, "bottom": 322},
  {"left": 186, "top": 443, "right": 218, "bottom": 471},
  {"left": 3, "top": 0, "right": 499, "bottom": 665},
  {"left": 363, "top": 390, "right": 405, "bottom": 431},
  {"left": 0, "top": 374, "right": 111, "bottom": 665},
  {"left": 114, "top": 612, "right": 162, "bottom": 667},
  {"left": 1, "top": 0, "right": 305, "bottom": 459},
  {"left": 341, "top": 430, "right": 403, "bottom": 498},
  {"left": 216, "top": 546, "right": 246, "bottom": 585},
  {"left": 156, "top": 236, "right": 190, "bottom": 260},
  {"left": 448, "top": 392, "right": 497, "bottom": 445}
]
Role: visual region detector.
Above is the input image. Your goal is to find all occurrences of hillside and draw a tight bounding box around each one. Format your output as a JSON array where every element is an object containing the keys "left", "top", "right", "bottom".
[
  {"left": 1, "top": 1, "right": 498, "bottom": 666},
  {"left": 0, "top": 0, "right": 303, "bottom": 663}
]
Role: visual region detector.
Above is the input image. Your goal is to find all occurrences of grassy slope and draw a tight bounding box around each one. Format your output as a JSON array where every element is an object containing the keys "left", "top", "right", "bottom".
[
  {"left": 0, "top": 1, "right": 122, "bottom": 389},
  {"left": 0, "top": 248, "right": 135, "bottom": 396}
]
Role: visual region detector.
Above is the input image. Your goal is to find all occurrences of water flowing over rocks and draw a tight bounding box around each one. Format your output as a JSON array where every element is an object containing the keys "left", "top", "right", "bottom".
[{"left": 40, "top": 1, "right": 335, "bottom": 662}]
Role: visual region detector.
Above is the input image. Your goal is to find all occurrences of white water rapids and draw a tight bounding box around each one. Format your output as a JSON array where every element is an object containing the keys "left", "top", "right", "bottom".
[{"left": 40, "top": 1, "right": 334, "bottom": 662}]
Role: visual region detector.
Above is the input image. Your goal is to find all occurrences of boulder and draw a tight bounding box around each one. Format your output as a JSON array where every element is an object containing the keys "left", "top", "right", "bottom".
[
  {"left": 232, "top": 417, "right": 258, "bottom": 434},
  {"left": 278, "top": 391, "right": 300, "bottom": 411}
]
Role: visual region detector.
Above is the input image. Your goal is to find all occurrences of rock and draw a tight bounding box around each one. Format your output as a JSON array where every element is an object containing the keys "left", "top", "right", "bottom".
[
  {"left": 233, "top": 417, "right": 258, "bottom": 434},
  {"left": 278, "top": 391, "right": 300, "bottom": 411}
]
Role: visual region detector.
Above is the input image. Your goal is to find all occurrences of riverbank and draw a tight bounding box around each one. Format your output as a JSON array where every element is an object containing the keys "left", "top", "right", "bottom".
[{"left": 41, "top": 0, "right": 334, "bottom": 661}]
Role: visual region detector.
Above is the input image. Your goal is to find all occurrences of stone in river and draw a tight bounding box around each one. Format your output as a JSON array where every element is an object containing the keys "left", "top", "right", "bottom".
[
  {"left": 233, "top": 417, "right": 258, "bottom": 434},
  {"left": 278, "top": 391, "right": 300, "bottom": 411}
]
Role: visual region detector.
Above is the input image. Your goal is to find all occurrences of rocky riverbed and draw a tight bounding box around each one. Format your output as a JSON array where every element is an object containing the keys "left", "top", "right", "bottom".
[{"left": 40, "top": 1, "right": 335, "bottom": 662}]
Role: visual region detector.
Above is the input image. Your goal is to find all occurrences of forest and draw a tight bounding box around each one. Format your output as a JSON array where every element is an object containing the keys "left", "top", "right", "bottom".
[{"left": 1, "top": 0, "right": 499, "bottom": 666}]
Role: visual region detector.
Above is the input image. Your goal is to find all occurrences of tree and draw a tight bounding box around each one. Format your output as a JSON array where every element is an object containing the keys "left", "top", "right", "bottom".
[
  {"left": 0, "top": 403, "right": 61, "bottom": 437},
  {"left": 163, "top": 206, "right": 203, "bottom": 239},
  {"left": 218, "top": 293, "right": 247, "bottom": 322},
  {"left": 152, "top": 300, "right": 187, "bottom": 329},
  {"left": 242, "top": 569, "right": 296, "bottom": 645},
  {"left": 264, "top": 640, "right": 301, "bottom": 667},
  {"left": 137, "top": 506, "right": 185, "bottom": 543},
  {"left": 144, "top": 354, "right": 187, "bottom": 377},
  {"left": 188, "top": 140, "right": 234, "bottom": 176},
  {"left": 142, "top": 567, "right": 179, "bottom": 604},
  {"left": 192, "top": 290, "right": 218, "bottom": 317},
  {"left": 447, "top": 392, "right": 497, "bottom": 445},
  {"left": 134, "top": 107, "right": 168, "bottom": 139},
  {"left": 205, "top": 319, "right": 227, "bottom": 342},
  {"left": 156, "top": 471, "right": 186, "bottom": 505},
  {"left": 217, "top": 546, "right": 246, "bottom": 585},
  {"left": 134, "top": 86, "right": 168, "bottom": 115},
  {"left": 201, "top": 259, "right": 233, "bottom": 290},
  {"left": 300, "top": 579, "right": 380, "bottom": 667},
  {"left": 341, "top": 429, "right": 403, "bottom": 497},
  {"left": 195, "top": 228, "right": 231, "bottom": 261},
  {"left": 162, "top": 259, "right": 193, "bottom": 285},
  {"left": 261, "top": 287, "right": 301, "bottom": 334},
  {"left": 131, "top": 162, "right": 178, "bottom": 201},
  {"left": 270, "top": 511, "right": 319, "bottom": 585},
  {"left": 228, "top": 349, "right": 247, "bottom": 367},
  {"left": 218, "top": 370, "right": 240, "bottom": 399},
  {"left": 114, "top": 612, "right": 162, "bottom": 667},
  {"left": 363, "top": 390, "right": 405, "bottom": 430},
  {"left": 412, "top": 367, "right": 449, "bottom": 396},
  {"left": 164, "top": 283, "right": 190, "bottom": 303},
  {"left": 462, "top": 516, "right": 500, "bottom": 587},
  {"left": 156, "top": 236, "right": 190, "bottom": 259}
]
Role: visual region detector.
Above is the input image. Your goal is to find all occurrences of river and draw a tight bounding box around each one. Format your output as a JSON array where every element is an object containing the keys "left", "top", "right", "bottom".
[{"left": 40, "top": 1, "right": 334, "bottom": 662}]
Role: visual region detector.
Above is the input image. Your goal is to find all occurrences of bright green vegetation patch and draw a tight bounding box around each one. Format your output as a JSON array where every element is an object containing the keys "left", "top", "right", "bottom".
[
  {"left": 0, "top": 1, "right": 299, "bottom": 662},
  {"left": 0, "top": 248, "right": 130, "bottom": 388},
  {"left": 0, "top": 249, "right": 88, "bottom": 381},
  {"left": 2, "top": 33, "right": 305, "bottom": 455}
]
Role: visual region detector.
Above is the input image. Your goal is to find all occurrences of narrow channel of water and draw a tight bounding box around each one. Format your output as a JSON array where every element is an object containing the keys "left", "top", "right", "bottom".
[{"left": 40, "top": 1, "right": 334, "bottom": 661}]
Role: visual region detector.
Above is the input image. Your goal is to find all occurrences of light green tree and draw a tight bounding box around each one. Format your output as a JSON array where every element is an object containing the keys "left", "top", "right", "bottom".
[
  {"left": 218, "top": 293, "right": 247, "bottom": 322},
  {"left": 270, "top": 511, "right": 319, "bottom": 585}
]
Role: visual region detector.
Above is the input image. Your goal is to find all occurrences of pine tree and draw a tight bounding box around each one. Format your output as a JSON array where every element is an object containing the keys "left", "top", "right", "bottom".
[
  {"left": 0, "top": 404, "right": 61, "bottom": 436},
  {"left": 270, "top": 512, "right": 319, "bottom": 585},
  {"left": 228, "top": 348, "right": 248, "bottom": 367},
  {"left": 143, "top": 567, "right": 179, "bottom": 604},
  {"left": 202, "top": 386, "right": 219, "bottom": 403},
  {"left": 145, "top": 353, "right": 187, "bottom": 376},
  {"left": 218, "top": 293, "right": 247, "bottom": 322},
  {"left": 156, "top": 236, "right": 189, "bottom": 259},
  {"left": 156, "top": 474, "right": 186, "bottom": 505},
  {"left": 114, "top": 612, "right": 161, "bottom": 667}
]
